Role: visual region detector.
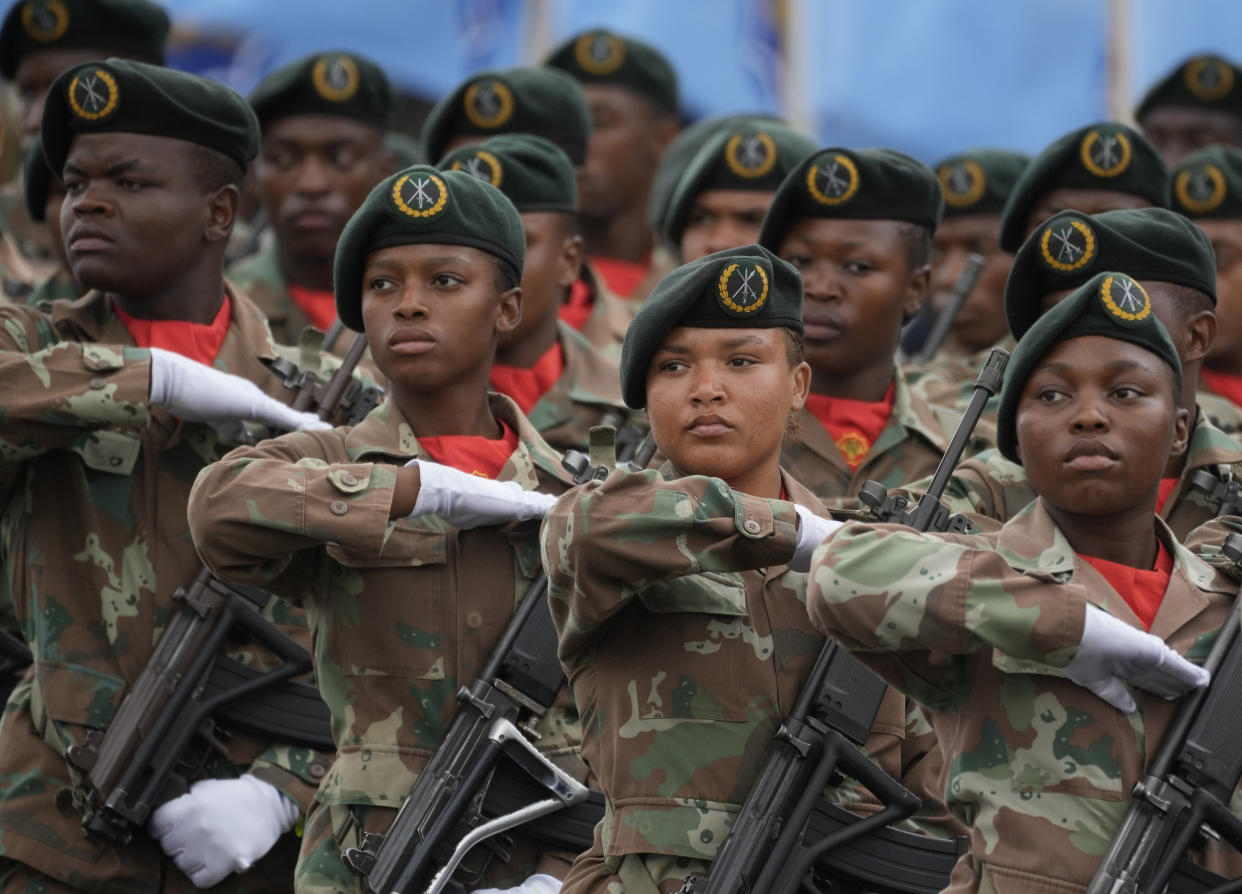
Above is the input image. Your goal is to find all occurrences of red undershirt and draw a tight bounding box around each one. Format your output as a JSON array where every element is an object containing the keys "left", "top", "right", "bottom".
[
  {"left": 590, "top": 254, "right": 649, "bottom": 299},
  {"left": 559, "top": 277, "right": 594, "bottom": 332},
  {"left": 114, "top": 296, "right": 231, "bottom": 366},
  {"left": 804, "top": 383, "right": 896, "bottom": 471},
  {"left": 1201, "top": 368, "right": 1242, "bottom": 410},
  {"left": 1079, "top": 539, "right": 1173, "bottom": 630},
  {"left": 417, "top": 420, "right": 519, "bottom": 480},
  {"left": 489, "top": 342, "right": 565, "bottom": 416},
  {"left": 1156, "top": 478, "right": 1179, "bottom": 514},
  {"left": 287, "top": 284, "right": 338, "bottom": 332}
]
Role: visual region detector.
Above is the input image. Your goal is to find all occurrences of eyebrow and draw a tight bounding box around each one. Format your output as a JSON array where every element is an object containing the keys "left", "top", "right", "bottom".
[
  {"left": 63, "top": 158, "right": 146, "bottom": 178},
  {"left": 654, "top": 334, "right": 770, "bottom": 355},
  {"left": 1035, "top": 358, "right": 1152, "bottom": 376}
]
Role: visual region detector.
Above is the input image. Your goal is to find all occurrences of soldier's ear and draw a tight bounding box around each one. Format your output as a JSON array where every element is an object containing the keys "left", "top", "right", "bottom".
[
  {"left": 1170, "top": 405, "right": 1191, "bottom": 459},
  {"left": 204, "top": 184, "right": 240, "bottom": 244}
]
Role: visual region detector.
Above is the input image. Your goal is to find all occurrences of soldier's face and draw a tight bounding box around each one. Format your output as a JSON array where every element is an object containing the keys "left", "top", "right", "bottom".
[
  {"left": 645, "top": 326, "right": 810, "bottom": 495},
  {"left": 1195, "top": 220, "right": 1242, "bottom": 366},
  {"left": 256, "top": 116, "right": 391, "bottom": 265},
  {"left": 679, "top": 189, "right": 773, "bottom": 262},
  {"left": 15, "top": 48, "right": 103, "bottom": 149},
  {"left": 1141, "top": 106, "right": 1242, "bottom": 166},
  {"left": 60, "top": 132, "right": 232, "bottom": 296},
  {"left": 500, "top": 211, "right": 581, "bottom": 349},
  {"left": 359, "top": 242, "right": 520, "bottom": 394},
  {"left": 929, "top": 214, "right": 1012, "bottom": 353},
  {"left": 1015, "top": 336, "right": 1188, "bottom": 518},
  {"left": 1025, "top": 189, "right": 1152, "bottom": 242},
  {"left": 778, "top": 218, "right": 927, "bottom": 385},
  {"left": 579, "top": 84, "right": 676, "bottom": 222}
]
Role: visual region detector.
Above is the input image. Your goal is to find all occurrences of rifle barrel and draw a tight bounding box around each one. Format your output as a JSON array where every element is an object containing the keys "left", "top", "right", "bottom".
[{"left": 916, "top": 253, "right": 985, "bottom": 364}]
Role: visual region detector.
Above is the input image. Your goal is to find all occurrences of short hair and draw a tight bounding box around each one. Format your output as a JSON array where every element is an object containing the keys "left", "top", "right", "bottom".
[
  {"left": 493, "top": 256, "right": 521, "bottom": 292},
  {"left": 898, "top": 222, "right": 932, "bottom": 271},
  {"left": 1165, "top": 283, "right": 1214, "bottom": 322},
  {"left": 784, "top": 327, "right": 805, "bottom": 366},
  {"left": 187, "top": 144, "right": 246, "bottom": 193}
]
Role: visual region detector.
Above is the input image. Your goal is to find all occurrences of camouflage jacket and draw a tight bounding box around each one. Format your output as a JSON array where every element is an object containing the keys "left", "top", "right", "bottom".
[
  {"left": 1198, "top": 383, "right": 1242, "bottom": 438},
  {"left": 24, "top": 269, "right": 79, "bottom": 306},
  {"left": 542, "top": 468, "right": 956, "bottom": 892},
  {"left": 805, "top": 499, "right": 1242, "bottom": 894},
  {"left": 781, "top": 366, "right": 959, "bottom": 509},
  {"left": 0, "top": 287, "right": 335, "bottom": 891},
  {"left": 930, "top": 407, "right": 1242, "bottom": 539},
  {"left": 0, "top": 179, "right": 59, "bottom": 283},
  {"left": 0, "top": 229, "right": 36, "bottom": 304},
  {"left": 227, "top": 244, "right": 350, "bottom": 357},
  {"left": 575, "top": 261, "right": 634, "bottom": 357},
  {"left": 188, "top": 393, "right": 585, "bottom": 811},
  {"left": 518, "top": 320, "right": 646, "bottom": 454}
]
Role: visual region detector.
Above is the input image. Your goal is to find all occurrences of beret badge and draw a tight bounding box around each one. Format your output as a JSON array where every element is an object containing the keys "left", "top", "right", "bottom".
[
  {"left": 1099, "top": 273, "right": 1152, "bottom": 325},
  {"left": 391, "top": 172, "right": 449, "bottom": 220},
  {"left": 312, "top": 55, "right": 361, "bottom": 102},
  {"left": 1185, "top": 56, "right": 1235, "bottom": 101},
  {"left": 463, "top": 78, "right": 514, "bottom": 129},
  {"left": 21, "top": 0, "right": 68, "bottom": 42},
  {"left": 939, "top": 160, "right": 987, "bottom": 208},
  {"left": 716, "top": 259, "right": 770, "bottom": 317},
  {"left": 724, "top": 131, "right": 777, "bottom": 179},
  {"left": 67, "top": 67, "right": 120, "bottom": 122},
  {"left": 1080, "top": 128, "right": 1133, "bottom": 179},
  {"left": 806, "top": 153, "right": 859, "bottom": 206},
  {"left": 450, "top": 149, "right": 504, "bottom": 187},
  {"left": 1039, "top": 217, "right": 1097, "bottom": 273},
  {"left": 574, "top": 32, "right": 626, "bottom": 75},
  {"left": 1175, "top": 163, "right": 1227, "bottom": 213}
]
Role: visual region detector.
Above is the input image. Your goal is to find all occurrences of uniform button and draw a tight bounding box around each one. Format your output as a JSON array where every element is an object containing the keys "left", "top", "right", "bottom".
[
  {"left": 330, "top": 501, "right": 349, "bottom": 516},
  {"left": 89, "top": 377, "right": 107, "bottom": 390},
  {"left": 308, "top": 762, "right": 326, "bottom": 779},
  {"left": 339, "top": 472, "right": 358, "bottom": 487},
  {"left": 109, "top": 456, "right": 123, "bottom": 467},
  {"left": 743, "top": 519, "right": 761, "bottom": 535},
  {"left": 466, "top": 611, "right": 482, "bottom": 629}
]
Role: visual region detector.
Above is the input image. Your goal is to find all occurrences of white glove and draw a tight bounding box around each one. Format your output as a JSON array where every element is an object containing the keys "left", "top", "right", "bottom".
[
  {"left": 148, "top": 347, "right": 330, "bottom": 432},
  {"left": 790, "top": 504, "right": 844, "bottom": 572},
  {"left": 408, "top": 459, "right": 557, "bottom": 529},
  {"left": 148, "top": 774, "right": 299, "bottom": 888},
  {"left": 472, "top": 873, "right": 562, "bottom": 894},
  {"left": 1064, "top": 604, "right": 1210, "bottom": 713}
]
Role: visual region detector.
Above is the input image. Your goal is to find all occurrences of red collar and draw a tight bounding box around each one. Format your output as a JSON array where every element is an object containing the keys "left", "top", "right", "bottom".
[
  {"left": 589, "top": 254, "right": 649, "bottom": 299},
  {"left": 804, "top": 382, "right": 896, "bottom": 470},
  {"left": 114, "top": 296, "right": 232, "bottom": 366},
  {"left": 1080, "top": 539, "right": 1174, "bottom": 631},
  {"left": 417, "top": 420, "right": 520, "bottom": 480},
  {"left": 1201, "top": 368, "right": 1242, "bottom": 410},
  {"left": 559, "top": 277, "right": 594, "bottom": 331},
  {"left": 287, "top": 284, "right": 338, "bottom": 332},
  {"left": 489, "top": 341, "right": 565, "bottom": 415}
]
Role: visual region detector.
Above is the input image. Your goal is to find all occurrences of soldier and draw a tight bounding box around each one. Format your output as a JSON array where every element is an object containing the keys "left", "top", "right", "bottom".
[
  {"left": 998, "top": 122, "right": 1169, "bottom": 253},
  {"left": 908, "top": 149, "right": 1029, "bottom": 376},
  {"left": 228, "top": 51, "right": 395, "bottom": 350},
  {"left": 439, "top": 134, "right": 642, "bottom": 452},
  {"left": 0, "top": 59, "right": 339, "bottom": 891},
  {"left": 757, "top": 146, "right": 960, "bottom": 506},
  {"left": 1170, "top": 144, "right": 1242, "bottom": 430},
  {"left": 663, "top": 120, "right": 816, "bottom": 263},
  {"left": 1137, "top": 53, "right": 1242, "bottom": 165},
  {"left": 0, "top": 0, "right": 169, "bottom": 277},
  {"left": 188, "top": 166, "right": 585, "bottom": 893},
  {"left": 546, "top": 28, "right": 681, "bottom": 300},
  {"left": 540, "top": 245, "right": 956, "bottom": 894},
  {"left": 803, "top": 271, "right": 1240, "bottom": 893},
  {"left": 921, "top": 207, "right": 1242, "bottom": 538}
]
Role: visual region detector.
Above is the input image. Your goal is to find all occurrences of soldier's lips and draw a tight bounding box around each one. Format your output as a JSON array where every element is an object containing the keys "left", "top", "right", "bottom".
[
  {"left": 1064, "top": 439, "right": 1120, "bottom": 471},
  {"left": 687, "top": 415, "right": 734, "bottom": 436},
  {"left": 66, "top": 228, "right": 113, "bottom": 252},
  {"left": 388, "top": 328, "right": 436, "bottom": 355},
  {"left": 802, "top": 315, "right": 843, "bottom": 341}
]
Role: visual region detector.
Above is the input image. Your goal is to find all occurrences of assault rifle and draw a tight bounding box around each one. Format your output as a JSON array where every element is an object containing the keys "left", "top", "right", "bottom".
[
  {"left": 1187, "top": 468, "right": 1242, "bottom": 521},
  {"left": 1086, "top": 533, "right": 1242, "bottom": 894},
  {"left": 678, "top": 350, "right": 1008, "bottom": 894},
  {"left": 915, "top": 252, "right": 985, "bottom": 365},
  {"left": 63, "top": 335, "right": 374, "bottom": 845},
  {"left": 342, "top": 426, "right": 651, "bottom": 894}
]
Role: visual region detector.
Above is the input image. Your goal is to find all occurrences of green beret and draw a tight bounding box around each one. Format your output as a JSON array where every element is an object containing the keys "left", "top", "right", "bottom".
[
  {"left": 998, "top": 123, "right": 1169, "bottom": 252},
  {"left": 933, "top": 149, "right": 1031, "bottom": 218},
  {"left": 421, "top": 67, "right": 591, "bottom": 166},
  {"left": 23, "top": 138, "right": 54, "bottom": 222},
  {"left": 333, "top": 165, "right": 525, "bottom": 332},
  {"left": 619, "top": 244, "right": 802, "bottom": 409},
  {"left": 249, "top": 52, "right": 391, "bottom": 129},
  {"left": 997, "top": 270, "right": 1182, "bottom": 464},
  {"left": 1004, "top": 207, "right": 1215, "bottom": 340},
  {"left": 1170, "top": 144, "right": 1242, "bottom": 219},
  {"left": 0, "top": 0, "right": 168, "bottom": 79},
  {"left": 545, "top": 29, "right": 678, "bottom": 115},
  {"left": 1136, "top": 54, "right": 1242, "bottom": 122},
  {"left": 758, "top": 147, "right": 944, "bottom": 250},
  {"left": 438, "top": 133, "right": 576, "bottom": 213},
  {"left": 663, "top": 121, "right": 818, "bottom": 247},
  {"left": 41, "top": 58, "right": 259, "bottom": 175}
]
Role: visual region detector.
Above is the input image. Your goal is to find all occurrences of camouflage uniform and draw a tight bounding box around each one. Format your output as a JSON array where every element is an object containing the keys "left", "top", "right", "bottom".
[
  {"left": 521, "top": 320, "right": 645, "bottom": 454},
  {"left": 543, "top": 468, "right": 955, "bottom": 894},
  {"left": 805, "top": 499, "right": 1242, "bottom": 893},
  {"left": 575, "top": 262, "right": 635, "bottom": 356},
  {"left": 24, "top": 270, "right": 78, "bottom": 306},
  {"left": 781, "top": 367, "right": 959, "bottom": 510},
  {"left": 1198, "top": 385, "right": 1242, "bottom": 437},
  {"left": 0, "top": 287, "right": 334, "bottom": 892},
  {"left": 187, "top": 394, "right": 588, "bottom": 893},
  {"left": 0, "top": 231, "right": 36, "bottom": 305},
  {"left": 226, "top": 245, "right": 347, "bottom": 354},
  {"left": 928, "top": 408, "right": 1242, "bottom": 539}
]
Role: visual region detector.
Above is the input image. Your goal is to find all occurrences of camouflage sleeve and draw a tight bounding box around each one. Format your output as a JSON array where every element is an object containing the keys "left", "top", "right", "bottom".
[
  {"left": 0, "top": 306, "right": 153, "bottom": 464},
  {"left": 541, "top": 468, "right": 801, "bottom": 663},
  {"left": 188, "top": 431, "right": 399, "bottom": 590},
  {"left": 805, "top": 522, "right": 1086, "bottom": 711}
]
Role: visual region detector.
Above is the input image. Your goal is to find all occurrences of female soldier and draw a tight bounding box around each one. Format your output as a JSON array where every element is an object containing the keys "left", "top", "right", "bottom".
[{"left": 188, "top": 166, "right": 582, "bottom": 893}]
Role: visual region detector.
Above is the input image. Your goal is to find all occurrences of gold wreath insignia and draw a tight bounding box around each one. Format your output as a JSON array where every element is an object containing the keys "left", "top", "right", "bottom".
[
  {"left": 463, "top": 80, "right": 514, "bottom": 129},
  {"left": 724, "top": 132, "right": 777, "bottom": 179},
  {"left": 450, "top": 150, "right": 504, "bottom": 187},
  {"left": 1039, "top": 218, "right": 1097, "bottom": 273},
  {"left": 717, "top": 261, "right": 770, "bottom": 317},
  {"left": 391, "top": 172, "right": 449, "bottom": 219},
  {"left": 1099, "top": 274, "right": 1152, "bottom": 323},
  {"left": 312, "top": 55, "right": 361, "bottom": 102},
  {"left": 1175, "top": 164, "right": 1227, "bottom": 214},
  {"left": 939, "top": 160, "right": 987, "bottom": 208},
  {"left": 1080, "top": 129, "right": 1132, "bottom": 179},
  {"left": 574, "top": 32, "right": 626, "bottom": 75},
  {"left": 806, "top": 153, "right": 860, "bottom": 205},
  {"left": 1185, "top": 57, "right": 1235, "bottom": 102},
  {"left": 67, "top": 68, "right": 120, "bottom": 122},
  {"left": 21, "top": 0, "right": 69, "bottom": 42}
]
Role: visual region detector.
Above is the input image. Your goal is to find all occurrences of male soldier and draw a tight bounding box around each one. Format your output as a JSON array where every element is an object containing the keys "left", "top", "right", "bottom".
[
  {"left": 0, "top": 0, "right": 168, "bottom": 276},
  {"left": 998, "top": 122, "right": 1169, "bottom": 254},
  {"left": 757, "top": 146, "right": 959, "bottom": 506},
  {"left": 440, "top": 134, "right": 642, "bottom": 452},
  {"left": 908, "top": 149, "right": 1029, "bottom": 377},
  {"left": 1170, "top": 144, "right": 1242, "bottom": 432},
  {"left": 22, "top": 138, "right": 78, "bottom": 304},
  {"left": 664, "top": 119, "right": 816, "bottom": 263},
  {"left": 923, "top": 207, "right": 1242, "bottom": 540},
  {"left": 228, "top": 51, "right": 395, "bottom": 349},
  {"left": 0, "top": 59, "right": 339, "bottom": 891},
  {"left": 1137, "top": 53, "right": 1242, "bottom": 164},
  {"left": 546, "top": 28, "right": 681, "bottom": 301},
  {"left": 189, "top": 166, "right": 583, "bottom": 894}
]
